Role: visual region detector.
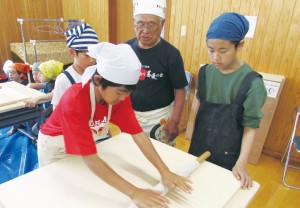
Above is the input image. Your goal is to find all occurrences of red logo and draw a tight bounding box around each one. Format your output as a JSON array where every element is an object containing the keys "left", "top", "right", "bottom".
[{"left": 140, "top": 68, "right": 147, "bottom": 80}]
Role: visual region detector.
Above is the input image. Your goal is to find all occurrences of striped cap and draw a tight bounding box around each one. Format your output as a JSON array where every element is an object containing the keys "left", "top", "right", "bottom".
[{"left": 65, "top": 23, "right": 98, "bottom": 50}]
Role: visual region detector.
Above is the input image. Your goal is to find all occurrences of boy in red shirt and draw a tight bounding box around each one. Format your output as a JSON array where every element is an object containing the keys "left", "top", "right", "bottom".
[{"left": 38, "top": 42, "right": 192, "bottom": 208}]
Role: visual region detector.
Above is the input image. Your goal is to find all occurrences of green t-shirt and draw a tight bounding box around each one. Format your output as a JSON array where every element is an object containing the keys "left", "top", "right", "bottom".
[{"left": 197, "top": 63, "right": 267, "bottom": 128}]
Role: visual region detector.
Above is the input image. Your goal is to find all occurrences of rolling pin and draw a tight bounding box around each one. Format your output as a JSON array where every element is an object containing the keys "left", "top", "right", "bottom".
[{"left": 128, "top": 151, "right": 211, "bottom": 208}]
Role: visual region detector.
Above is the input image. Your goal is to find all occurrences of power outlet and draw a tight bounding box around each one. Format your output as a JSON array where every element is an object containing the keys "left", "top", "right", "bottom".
[{"left": 181, "top": 25, "right": 186, "bottom": 36}]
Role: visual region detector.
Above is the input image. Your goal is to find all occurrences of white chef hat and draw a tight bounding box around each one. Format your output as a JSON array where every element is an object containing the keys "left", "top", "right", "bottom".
[
  {"left": 133, "top": 0, "right": 166, "bottom": 19},
  {"left": 82, "top": 42, "right": 141, "bottom": 86}
]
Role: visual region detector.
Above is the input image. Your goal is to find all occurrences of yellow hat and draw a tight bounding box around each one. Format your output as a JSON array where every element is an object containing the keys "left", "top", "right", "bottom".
[{"left": 38, "top": 60, "right": 63, "bottom": 80}]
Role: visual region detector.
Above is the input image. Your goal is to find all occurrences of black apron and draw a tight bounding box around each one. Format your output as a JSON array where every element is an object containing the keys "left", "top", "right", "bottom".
[{"left": 188, "top": 65, "right": 261, "bottom": 170}]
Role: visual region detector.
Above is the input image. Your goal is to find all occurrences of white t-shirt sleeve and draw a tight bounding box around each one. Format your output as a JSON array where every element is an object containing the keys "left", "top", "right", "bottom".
[{"left": 51, "top": 73, "right": 72, "bottom": 107}]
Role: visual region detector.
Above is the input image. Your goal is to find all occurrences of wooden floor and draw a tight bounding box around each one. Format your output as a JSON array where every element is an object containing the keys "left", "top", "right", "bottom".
[{"left": 175, "top": 132, "right": 300, "bottom": 208}]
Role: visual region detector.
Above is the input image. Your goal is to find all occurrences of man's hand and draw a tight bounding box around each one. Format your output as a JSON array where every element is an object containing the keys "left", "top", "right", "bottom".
[{"left": 166, "top": 120, "right": 179, "bottom": 142}]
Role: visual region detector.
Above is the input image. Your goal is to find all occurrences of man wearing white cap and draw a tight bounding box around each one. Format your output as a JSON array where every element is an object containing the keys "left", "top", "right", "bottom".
[
  {"left": 126, "top": 0, "right": 188, "bottom": 146},
  {"left": 37, "top": 42, "right": 192, "bottom": 208}
]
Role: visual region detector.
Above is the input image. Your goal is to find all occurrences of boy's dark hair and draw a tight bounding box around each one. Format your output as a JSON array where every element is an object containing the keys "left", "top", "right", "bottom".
[
  {"left": 74, "top": 50, "right": 85, "bottom": 55},
  {"left": 231, "top": 40, "right": 241, "bottom": 48},
  {"left": 92, "top": 71, "right": 137, "bottom": 92},
  {"left": 16, "top": 71, "right": 22, "bottom": 75}
]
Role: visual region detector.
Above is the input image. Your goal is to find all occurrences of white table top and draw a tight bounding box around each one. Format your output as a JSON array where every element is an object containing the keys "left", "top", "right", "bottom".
[
  {"left": 0, "top": 81, "right": 46, "bottom": 113},
  {"left": 0, "top": 133, "right": 259, "bottom": 208}
]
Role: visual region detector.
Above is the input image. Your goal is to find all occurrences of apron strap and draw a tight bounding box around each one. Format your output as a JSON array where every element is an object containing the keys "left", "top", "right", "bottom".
[
  {"left": 89, "top": 82, "right": 96, "bottom": 126},
  {"left": 99, "top": 104, "right": 112, "bottom": 137},
  {"left": 234, "top": 71, "right": 262, "bottom": 105},
  {"left": 197, "top": 64, "right": 209, "bottom": 102},
  {"left": 89, "top": 82, "right": 112, "bottom": 138}
]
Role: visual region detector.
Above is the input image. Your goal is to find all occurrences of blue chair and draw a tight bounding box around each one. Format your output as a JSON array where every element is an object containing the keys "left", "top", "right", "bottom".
[{"left": 182, "top": 71, "right": 192, "bottom": 130}]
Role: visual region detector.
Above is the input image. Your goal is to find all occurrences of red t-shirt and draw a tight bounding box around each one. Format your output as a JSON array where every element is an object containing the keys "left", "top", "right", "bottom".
[{"left": 40, "top": 82, "right": 142, "bottom": 156}]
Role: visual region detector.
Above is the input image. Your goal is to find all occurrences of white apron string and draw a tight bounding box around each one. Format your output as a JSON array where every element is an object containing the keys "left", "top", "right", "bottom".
[{"left": 89, "top": 82, "right": 112, "bottom": 141}]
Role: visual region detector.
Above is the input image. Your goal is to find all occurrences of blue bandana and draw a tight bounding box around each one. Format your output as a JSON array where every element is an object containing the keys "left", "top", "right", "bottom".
[
  {"left": 31, "top": 62, "right": 41, "bottom": 71},
  {"left": 206, "top": 12, "right": 249, "bottom": 41},
  {"left": 65, "top": 23, "right": 98, "bottom": 50}
]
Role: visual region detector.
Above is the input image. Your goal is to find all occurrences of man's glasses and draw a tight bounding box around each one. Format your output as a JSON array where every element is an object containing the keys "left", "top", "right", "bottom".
[{"left": 134, "top": 22, "right": 160, "bottom": 31}]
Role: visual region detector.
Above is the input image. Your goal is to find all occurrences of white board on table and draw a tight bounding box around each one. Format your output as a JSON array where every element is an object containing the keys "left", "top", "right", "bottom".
[{"left": 0, "top": 85, "right": 29, "bottom": 107}]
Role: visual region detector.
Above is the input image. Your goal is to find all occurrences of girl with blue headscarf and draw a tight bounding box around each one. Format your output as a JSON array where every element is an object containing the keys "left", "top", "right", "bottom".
[{"left": 188, "top": 12, "right": 267, "bottom": 189}]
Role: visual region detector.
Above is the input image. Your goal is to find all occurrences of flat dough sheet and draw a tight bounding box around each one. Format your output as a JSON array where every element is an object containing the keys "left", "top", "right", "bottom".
[{"left": 0, "top": 85, "right": 29, "bottom": 107}]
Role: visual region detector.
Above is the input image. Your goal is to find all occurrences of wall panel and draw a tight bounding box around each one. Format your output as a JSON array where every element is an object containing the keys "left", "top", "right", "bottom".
[
  {"left": 0, "top": 0, "right": 109, "bottom": 67},
  {"left": 115, "top": 0, "right": 135, "bottom": 43},
  {"left": 0, "top": 0, "right": 64, "bottom": 66},
  {"left": 61, "top": 0, "right": 109, "bottom": 42}
]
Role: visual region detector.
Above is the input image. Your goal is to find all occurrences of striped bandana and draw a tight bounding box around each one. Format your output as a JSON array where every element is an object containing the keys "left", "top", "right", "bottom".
[{"left": 65, "top": 23, "right": 98, "bottom": 50}]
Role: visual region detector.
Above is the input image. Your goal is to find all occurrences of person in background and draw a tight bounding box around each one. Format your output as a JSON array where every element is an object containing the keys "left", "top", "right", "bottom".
[
  {"left": 0, "top": 70, "right": 7, "bottom": 83},
  {"left": 126, "top": 0, "right": 188, "bottom": 146},
  {"left": 51, "top": 23, "right": 98, "bottom": 109},
  {"left": 32, "top": 62, "right": 42, "bottom": 83},
  {"left": 7, "top": 63, "right": 30, "bottom": 135},
  {"left": 26, "top": 60, "right": 63, "bottom": 136},
  {"left": 26, "top": 23, "right": 98, "bottom": 110},
  {"left": 188, "top": 12, "right": 267, "bottom": 189},
  {"left": 27, "top": 62, "right": 42, "bottom": 89},
  {"left": 26, "top": 60, "right": 63, "bottom": 109},
  {"left": 28, "top": 60, "right": 63, "bottom": 109},
  {"left": 37, "top": 42, "right": 192, "bottom": 208},
  {"left": 8, "top": 63, "right": 30, "bottom": 85},
  {"left": 0, "top": 60, "right": 12, "bottom": 83}
]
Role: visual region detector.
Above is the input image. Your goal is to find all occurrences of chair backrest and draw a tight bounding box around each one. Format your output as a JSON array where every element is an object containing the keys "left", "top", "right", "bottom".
[{"left": 185, "top": 71, "right": 192, "bottom": 101}]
